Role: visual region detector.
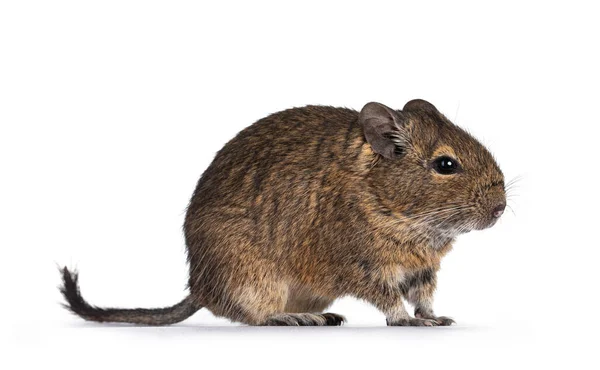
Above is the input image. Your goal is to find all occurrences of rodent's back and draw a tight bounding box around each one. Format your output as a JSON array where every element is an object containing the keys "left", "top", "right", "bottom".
[{"left": 189, "top": 106, "right": 360, "bottom": 200}]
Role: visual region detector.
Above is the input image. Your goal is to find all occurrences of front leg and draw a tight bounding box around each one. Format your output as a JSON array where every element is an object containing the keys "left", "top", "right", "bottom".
[
  {"left": 402, "top": 268, "right": 455, "bottom": 326},
  {"left": 356, "top": 282, "right": 439, "bottom": 327}
]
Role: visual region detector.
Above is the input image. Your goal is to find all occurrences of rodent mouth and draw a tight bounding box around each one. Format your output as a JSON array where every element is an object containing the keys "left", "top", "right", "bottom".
[
  {"left": 471, "top": 208, "right": 505, "bottom": 231},
  {"left": 473, "top": 217, "right": 499, "bottom": 231},
  {"left": 432, "top": 211, "right": 500, "bottom": 235}
]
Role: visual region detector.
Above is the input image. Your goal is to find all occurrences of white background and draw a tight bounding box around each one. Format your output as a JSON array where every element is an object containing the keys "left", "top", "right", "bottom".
[{"left": 2, "top": 1, "right": 599, "bottom": 369}]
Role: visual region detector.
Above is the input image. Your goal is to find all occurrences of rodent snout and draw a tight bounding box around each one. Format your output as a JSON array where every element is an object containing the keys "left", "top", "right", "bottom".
[{"left": 492, "top": 203, "right": 506, "bottom": 218}]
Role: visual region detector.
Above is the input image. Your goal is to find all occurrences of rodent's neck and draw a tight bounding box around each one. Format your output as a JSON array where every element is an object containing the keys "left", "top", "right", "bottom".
[{"left": 357, "top": 176, "right": 455, "bottom": 258}]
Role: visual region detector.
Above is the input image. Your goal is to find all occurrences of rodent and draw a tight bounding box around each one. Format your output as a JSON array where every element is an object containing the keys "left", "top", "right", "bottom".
[{"left": 60, "top": 99, "right": 506, "bottom": 326}]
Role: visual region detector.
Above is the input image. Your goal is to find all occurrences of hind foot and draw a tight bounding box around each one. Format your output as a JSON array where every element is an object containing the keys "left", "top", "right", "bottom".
[{"left": 264, "top": 312, "right": 346, "bottom": 326}]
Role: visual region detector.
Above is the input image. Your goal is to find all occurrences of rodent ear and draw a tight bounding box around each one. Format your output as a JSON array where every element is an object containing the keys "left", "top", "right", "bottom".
[
  {"left": 359, "top": 102, "right": 408, "bottom": 160},
  {"left": 403, "top": 99, "right": 439, "bottom": 114}
]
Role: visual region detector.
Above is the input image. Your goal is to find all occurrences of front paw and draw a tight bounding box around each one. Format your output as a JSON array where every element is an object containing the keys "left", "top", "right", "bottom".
[
  {"left": 387, "top": 317, "right": 439, "bottom": 327},
  {"left": 414, "top": 312, "right": 456, "bottom": 326}
]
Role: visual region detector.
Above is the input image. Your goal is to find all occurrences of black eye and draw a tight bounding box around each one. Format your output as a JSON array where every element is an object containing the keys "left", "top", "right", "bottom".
[{"left": 433, "top": 156, "right": 460, "bottom": 175}]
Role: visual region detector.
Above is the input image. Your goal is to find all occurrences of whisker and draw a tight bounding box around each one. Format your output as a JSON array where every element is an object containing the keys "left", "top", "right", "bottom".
[
  {"left": 504, "top": 174, "right": 524, "bottom": 192},
  {"left": 405, "top": 204, "right": 473, "bottom": 220}
]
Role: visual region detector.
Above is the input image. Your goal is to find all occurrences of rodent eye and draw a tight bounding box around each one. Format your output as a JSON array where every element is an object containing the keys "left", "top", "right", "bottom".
[{"left": 433, "top": 156, "right": 460, "bottom": 175}]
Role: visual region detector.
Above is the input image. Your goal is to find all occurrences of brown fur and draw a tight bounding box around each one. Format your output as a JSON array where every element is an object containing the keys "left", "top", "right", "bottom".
[{"left": 60, "top": 99, "right": 505, "bottom": 327}]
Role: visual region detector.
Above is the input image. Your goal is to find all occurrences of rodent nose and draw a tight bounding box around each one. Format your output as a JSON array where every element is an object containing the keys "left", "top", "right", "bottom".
[{"left": 492, "top": 203, "right": 506, "bottom": 218}]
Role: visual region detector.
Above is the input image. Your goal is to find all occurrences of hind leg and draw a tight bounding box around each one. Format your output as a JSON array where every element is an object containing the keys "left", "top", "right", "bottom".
[
  {"left": 188, "top": 233, "right": 343, "bottom": 326},
  {"left": 266, "top": 285, "right": 345, "bottom": 326},
  {"left": 221, "top": 278, "right": 289, "bottom": 325},
  {"left": 229, "top": 284, "right": 344, "bottom": 326},
  {"left": 223, "top": 281, "right": 344, "bottom": 326},
  {"left": 285, "top": 290, "right": 334, "bottom": 313}
]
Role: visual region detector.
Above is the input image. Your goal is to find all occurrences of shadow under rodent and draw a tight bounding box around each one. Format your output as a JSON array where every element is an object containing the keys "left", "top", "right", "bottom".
[{"left": 60, "top": 99, "right": 506, "bottom": 327}]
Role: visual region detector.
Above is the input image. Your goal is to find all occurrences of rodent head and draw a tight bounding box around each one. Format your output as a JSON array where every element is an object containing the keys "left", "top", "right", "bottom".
[{"left": 360, "top": 99, "right": 506, "bottom": 237}]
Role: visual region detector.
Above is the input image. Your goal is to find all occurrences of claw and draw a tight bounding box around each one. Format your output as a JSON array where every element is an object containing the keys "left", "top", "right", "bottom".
[
  {"left": 414, "top": 314, "right": 456, "bottom": 326},
  {"left": 435, "top": 316, "right": 456, "bottom": 326}
]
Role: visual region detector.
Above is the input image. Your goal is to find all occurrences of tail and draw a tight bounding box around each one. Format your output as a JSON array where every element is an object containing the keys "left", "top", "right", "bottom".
[{"left": 59, "top": 267, "right": 201, "bottom": 326}]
